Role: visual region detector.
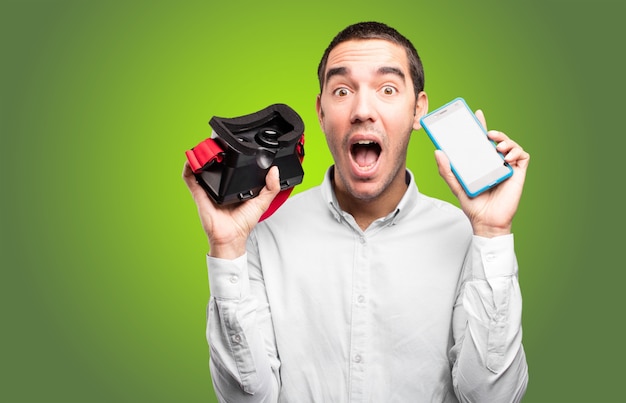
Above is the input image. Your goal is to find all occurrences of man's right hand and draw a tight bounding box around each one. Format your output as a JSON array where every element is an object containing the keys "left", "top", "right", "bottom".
[{"left": 182, "top": 162, "right": 282, "bottom": 259}]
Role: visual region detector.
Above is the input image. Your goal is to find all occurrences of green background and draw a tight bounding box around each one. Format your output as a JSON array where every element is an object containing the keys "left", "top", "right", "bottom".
[{"left": 1, "top": 0, "right": 623, "bottom": 402}]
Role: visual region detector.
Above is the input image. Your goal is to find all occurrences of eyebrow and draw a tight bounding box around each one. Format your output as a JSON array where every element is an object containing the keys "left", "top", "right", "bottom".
[
  {"left": 325, "top": 67, "right": 348, "bottom": 86},
  {"left": 378, "top": 66, "right": 405, "bottom": 81},
  {"left": 324, "top": 66, "right": 406, "bottom": 87}
]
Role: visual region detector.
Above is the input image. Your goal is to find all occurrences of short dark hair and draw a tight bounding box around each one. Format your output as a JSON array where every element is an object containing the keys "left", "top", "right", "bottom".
[{"left": 317, "top": 22, "right": 425, "bottom": 98}]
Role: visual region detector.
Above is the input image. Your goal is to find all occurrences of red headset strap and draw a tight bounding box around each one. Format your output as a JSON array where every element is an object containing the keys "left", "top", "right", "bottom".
[
  {"left": 185, "top": 138, "right": 224, "bottom": 174},
  {"left": 185, "top": 135, "right": 304, "bottom": 222}
]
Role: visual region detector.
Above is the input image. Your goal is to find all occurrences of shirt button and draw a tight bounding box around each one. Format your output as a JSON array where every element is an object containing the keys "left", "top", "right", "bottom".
[
  {"left": 229, "top": 275, "right": 239, "bottom": 284},
  {"left": 232, "top": 334, "right": 242, "bottom": 344},
  {"left": 357, "top": 295, "right": 365, "bottom": 303},
  {"left": 354, "top": 354, "right": 362, "bottom": 363},
  {"left": 359, "top": 237, "right": 366, "bottom": 244},
  {"left": 486, "top": 254, "right": 496, "bottom": 262}
]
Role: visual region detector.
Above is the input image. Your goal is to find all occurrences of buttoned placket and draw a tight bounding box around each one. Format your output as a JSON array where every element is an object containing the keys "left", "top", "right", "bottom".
[
  {"left": 335, "top": 205, "right": 399, "bottom": 402},
  {"left": 349, "top": 229, "right": 370, "bottom": 403}
]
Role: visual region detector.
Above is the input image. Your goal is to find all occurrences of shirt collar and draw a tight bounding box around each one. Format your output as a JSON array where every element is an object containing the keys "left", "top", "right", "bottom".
[{"left": 320, "top": 166, "right": 420, "bottom": 226}]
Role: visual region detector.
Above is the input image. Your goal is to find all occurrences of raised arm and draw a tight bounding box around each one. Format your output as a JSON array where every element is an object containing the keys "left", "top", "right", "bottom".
[
  {"left": 183, "top": 162, "right": 282, "bottom": 402},
  {"left": 436, "top": 110, "right": 530, "bottom": 401}
]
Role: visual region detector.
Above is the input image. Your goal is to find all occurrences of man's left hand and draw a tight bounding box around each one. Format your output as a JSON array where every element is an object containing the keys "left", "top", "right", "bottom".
[{"left": 434, "top": 109, "right": 530, "bottom": 238}]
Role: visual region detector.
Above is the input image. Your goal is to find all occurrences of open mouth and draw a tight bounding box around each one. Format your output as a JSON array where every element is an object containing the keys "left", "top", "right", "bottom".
[{"left": 351, "top": 140, "right": 381, "bottom": 170}]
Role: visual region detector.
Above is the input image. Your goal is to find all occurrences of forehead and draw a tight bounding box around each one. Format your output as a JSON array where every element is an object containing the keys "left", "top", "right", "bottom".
[{"left": 325, "top": 39, "right": 409, "bottom": 75}]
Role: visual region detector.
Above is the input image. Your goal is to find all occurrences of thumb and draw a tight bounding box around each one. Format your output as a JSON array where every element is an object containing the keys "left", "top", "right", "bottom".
[
  {"left": 254, "top": 166, "right": 282, "bottom": 210},
  {"left": 475, "top": 109, "right": 488, "bottom": 131}
]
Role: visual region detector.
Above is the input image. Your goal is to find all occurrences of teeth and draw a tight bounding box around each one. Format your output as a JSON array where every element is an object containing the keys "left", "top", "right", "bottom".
[{"left": 356, "top": 140, "right": 375, "bottom": 145}]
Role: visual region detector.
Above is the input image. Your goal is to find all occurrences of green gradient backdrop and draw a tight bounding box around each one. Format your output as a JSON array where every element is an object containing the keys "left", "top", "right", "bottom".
[{"left": 1, "top": 1, "right": 623, "bottom": 402}]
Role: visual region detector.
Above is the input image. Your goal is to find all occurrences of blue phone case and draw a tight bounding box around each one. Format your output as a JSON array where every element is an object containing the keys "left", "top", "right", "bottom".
[{"left": 420, "top": 97, "right": 513, "bottom": 197}]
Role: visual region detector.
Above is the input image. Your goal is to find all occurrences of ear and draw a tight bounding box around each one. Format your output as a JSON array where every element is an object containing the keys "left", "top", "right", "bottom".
[
  {"left": 412, "top": 91, "right": 429, "bottom": 131},
  {"left": 316, "top": 93, "right": 324, "bottom": 128}
]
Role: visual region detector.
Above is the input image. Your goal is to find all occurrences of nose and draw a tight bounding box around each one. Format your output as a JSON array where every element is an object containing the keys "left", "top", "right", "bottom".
[{"left": 350, "top": 91, "right": 377, "bottom": 124}]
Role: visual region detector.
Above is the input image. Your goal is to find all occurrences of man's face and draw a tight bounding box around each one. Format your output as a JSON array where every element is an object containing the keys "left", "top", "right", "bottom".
[{"left": 316, "top": 39, "right": 428, "bottom": 203}]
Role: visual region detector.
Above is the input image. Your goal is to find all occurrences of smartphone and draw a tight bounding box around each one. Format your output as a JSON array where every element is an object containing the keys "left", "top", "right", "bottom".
[{"left": 420, "top": 98, "right": 513, "bottom": 197}]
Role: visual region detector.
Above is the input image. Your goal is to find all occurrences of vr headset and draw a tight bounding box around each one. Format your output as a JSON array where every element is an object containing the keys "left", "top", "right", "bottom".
[{"left": 186, "top": 104, "right": 305, "bottom": 219}]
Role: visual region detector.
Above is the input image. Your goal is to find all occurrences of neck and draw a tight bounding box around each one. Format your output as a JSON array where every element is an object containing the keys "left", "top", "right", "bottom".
[{"left": 333, "top": 170, "right": 408, "bottom": 231}]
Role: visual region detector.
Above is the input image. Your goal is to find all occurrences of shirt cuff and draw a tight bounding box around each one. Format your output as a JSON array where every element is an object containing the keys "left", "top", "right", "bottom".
[
  {"left": 207, "top": 253, "right": 250, "bottom": 300},
  {"left": 470, "top": 234, "right": 517, "bottom": 281}
]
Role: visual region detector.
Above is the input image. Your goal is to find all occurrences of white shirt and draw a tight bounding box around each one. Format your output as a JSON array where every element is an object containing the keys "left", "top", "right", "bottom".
[{"left": 205, "top": 168, "right": 528, "bottom": 402}]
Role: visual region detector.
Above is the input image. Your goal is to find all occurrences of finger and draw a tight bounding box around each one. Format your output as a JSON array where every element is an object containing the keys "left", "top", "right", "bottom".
[
  {"left": 181, "top": 161, "right": 219, "bottom": 214},
  {"left": 488, "top": 130, "right": 510, "bottom": 143},
  {"left": 502, "top": 146, "right": 522, "bottom": 162},
  {"left": 182, "top": 162, "right": 207, "bottom": 199},
  {"left": 182, "top": 160, "right": 193, "bottom": 180},
  {"left": 182, "top": 161, "right": 200, "bottom": 190},
  {"left": 494, "top": 138, "right": 517, "bottom": 153},
  {"left": 494, "top": 138, "right": 523, "bottom": 157},
  {"left": 250, "top": 166, "right": 282, "bottom": 212},
  {"left": 507, "top": 148, "right": 531, "bottom": 169},
  {"left": 517, "top": 149, "right": 530, "bottom": 169},
  {"left": 434, "top": 150, "right": 463, "bottom": 198},
  {"left": 264, "top": 166, "right": 281, "bottom": 194},
  {"left": 493, "top": 138, "right": 530, "bottom": 172},
  {"left": 475, "top": 109, "right": 487, "bottom": 131}
]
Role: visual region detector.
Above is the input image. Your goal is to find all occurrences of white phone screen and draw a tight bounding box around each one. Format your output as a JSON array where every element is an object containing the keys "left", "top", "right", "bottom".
[{"left": 421, "top": 98, "right": 512, "bottom": 196}]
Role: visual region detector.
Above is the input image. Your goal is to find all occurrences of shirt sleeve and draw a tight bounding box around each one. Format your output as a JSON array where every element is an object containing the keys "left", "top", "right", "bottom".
[
  {"left": 450, "top": 234, "right": 529, "bottom": 403},
  {"left": 205, "top": 252, "right": 280, "bottom": 402}
]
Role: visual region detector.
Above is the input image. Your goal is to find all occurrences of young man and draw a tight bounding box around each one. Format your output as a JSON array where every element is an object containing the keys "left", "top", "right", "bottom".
[{"left": 183, "top": 22, "right": 529, "bottom": 402}]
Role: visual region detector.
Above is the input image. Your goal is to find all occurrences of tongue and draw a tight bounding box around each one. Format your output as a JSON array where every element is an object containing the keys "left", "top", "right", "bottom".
[{"left": 354, "top": 146, "right": 378, "bottom": 167}]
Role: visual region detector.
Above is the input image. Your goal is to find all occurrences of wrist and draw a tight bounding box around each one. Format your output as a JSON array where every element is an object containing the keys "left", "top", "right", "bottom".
[
  {"left": 471, "top": 223, "right": 511, "bottom": 238},
  {"left": 208, "top": 239, "right": 247, "bottom": 260}
]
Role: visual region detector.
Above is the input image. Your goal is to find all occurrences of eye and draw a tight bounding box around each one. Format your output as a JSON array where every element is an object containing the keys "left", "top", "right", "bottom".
[
  {"left": 382, "top": 86, "right": 397, "bottom": 95},
  {"left": 333, "top": 87, "right": 350, "bottom": 97}
]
